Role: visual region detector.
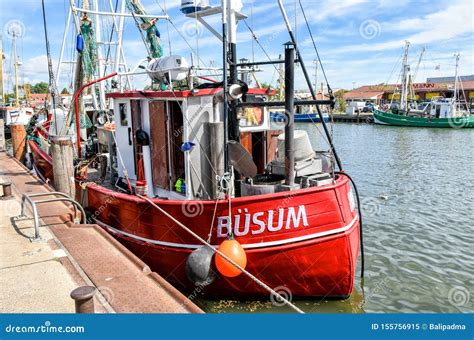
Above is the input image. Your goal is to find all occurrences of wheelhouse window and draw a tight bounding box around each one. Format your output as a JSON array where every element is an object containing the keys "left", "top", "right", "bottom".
[
  {"left": 119, "top": 103, "right": 128, "bottom": 126},
  {"left": 240, "top": 106, "right": 265, "bottom": 128}
]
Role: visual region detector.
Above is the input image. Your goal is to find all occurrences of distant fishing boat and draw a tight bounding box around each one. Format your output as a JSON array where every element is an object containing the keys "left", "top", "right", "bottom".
[
  {"left": 270, "top": 111, "right": 330, "bottom": 123},
  {"left": 374, "top": 42, "right": 474, "bottom": 128},
  {"left": 1, "top": 28, "right": 34, "bottom": 136},
  {"left": 28, "top": 0, "right": 363, "bottom": 300}
]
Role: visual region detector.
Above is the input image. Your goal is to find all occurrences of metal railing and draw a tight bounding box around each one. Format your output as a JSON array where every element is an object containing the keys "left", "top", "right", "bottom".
[{"left": 17, "top": 192, "right": 86, "bottom": 239}]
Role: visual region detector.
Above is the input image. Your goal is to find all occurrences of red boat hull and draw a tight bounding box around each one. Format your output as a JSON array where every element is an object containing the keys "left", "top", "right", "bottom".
[
  {"left": 29, "top": 140, "right": 54, "bottom": 184},
  {"left": 29, "top": 140, "right": 360, "bottom": 298}
]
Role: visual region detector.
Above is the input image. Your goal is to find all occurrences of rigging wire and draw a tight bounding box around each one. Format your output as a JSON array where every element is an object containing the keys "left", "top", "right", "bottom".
[
  {"left": 130, "top": 11, "right": 152, "bottom": 57},
  {"left": 250, "top": 2, "right": 255, "bottom": 63},
  {"left": 385, "top": 53, "right": 403, "bottom": 85},
  {"left": 41, "top": 0, "right": 59, "bottom": 134},
  {"left": 336, "top": 172, "right": 364, "bottom": 279},
  {"left": 103, "top": 0, "right": 119, "bottom": 75},
  {"left": 297, "top": 0, "right": 330, "bottom": 92},
  {"left": 151, "top": 0, "right": 218, "bottom": 76},
  {"left": 278, "top": 0, "right": 340, "bottom": 159},
  {"left": 163, "top": 0, "right": 172, "bottom": 55},
  {"left": 136, "top": 193, "right": 304, "bottom": 314},
  {"left": 241, "top": 18, "right": 329, "bottom": 144}
]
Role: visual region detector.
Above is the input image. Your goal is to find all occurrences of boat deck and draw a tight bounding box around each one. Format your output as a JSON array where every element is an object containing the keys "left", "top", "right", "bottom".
[{"left": 0, "top": 152, "right": 203, "bottom": 313}]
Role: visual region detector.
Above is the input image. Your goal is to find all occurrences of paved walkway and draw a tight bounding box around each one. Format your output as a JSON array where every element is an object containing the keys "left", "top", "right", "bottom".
[
  {"left": 0, "top": 152, "right": 202, "bottom": 313},
  {"left": 0, "top": 187, "right": 77, "bottom": 313}
]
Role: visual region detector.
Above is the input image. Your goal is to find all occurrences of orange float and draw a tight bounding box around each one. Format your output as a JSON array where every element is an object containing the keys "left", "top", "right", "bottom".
[{"left": 215, "top": 239, "right": 247, "bottom": 277}]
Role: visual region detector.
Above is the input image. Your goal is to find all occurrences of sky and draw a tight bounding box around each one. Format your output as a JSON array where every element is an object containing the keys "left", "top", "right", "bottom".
[{"left": 1, "top": 0, "right": 473, "bottom": 92}]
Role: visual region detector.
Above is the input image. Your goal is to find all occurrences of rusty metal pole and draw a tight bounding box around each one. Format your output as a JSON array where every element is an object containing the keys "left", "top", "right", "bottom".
[
  {"left": 70, "top": 286, "right": 96, "bottom": 313},
  {"left": 10, "top": 123, "right": 26, "bottom": 162},
  {"left": 284, "top": 42, "right": 295, "bottom": 186},
  {"left": 50, "top": 135, "right": 75, "bottom": 199}
]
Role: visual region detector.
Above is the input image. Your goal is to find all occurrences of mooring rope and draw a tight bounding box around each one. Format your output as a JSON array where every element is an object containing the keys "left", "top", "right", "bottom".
[
  {"left": 336, "top": 172, "right": 364, "bottom": 279},
  {"left": 136, "top": 194, "right": 304, "bottom": 314}
]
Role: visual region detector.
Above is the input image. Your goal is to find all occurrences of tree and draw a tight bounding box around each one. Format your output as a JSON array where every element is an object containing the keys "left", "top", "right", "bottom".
[
  {"left": 4, "top": 93, "right": 15, "bottom": 104},
  {"left": 61, "top": 88, "right": 70, "bottom": 94},
  {"left": 32, "top": 82, "right": 49, "bottom": 94},
  {"left": 334, "top": 89, "right": 348, "bottom": 113},
  {"left": 21, "top": 83, "right": 32, "bottom": 97}
]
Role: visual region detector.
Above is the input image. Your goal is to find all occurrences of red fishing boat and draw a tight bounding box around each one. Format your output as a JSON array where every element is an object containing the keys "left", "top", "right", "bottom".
[
  {"left": 29, "top": 87, "right": 361, "bottom": 298},
  {"left": 28, "top": 0, "right": 363, "bottom": 300}
]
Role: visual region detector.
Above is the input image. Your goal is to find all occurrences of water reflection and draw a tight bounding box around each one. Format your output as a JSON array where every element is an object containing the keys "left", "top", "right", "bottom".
[{"left": 198, "top": 123, "right": 474, "bottom": 313}]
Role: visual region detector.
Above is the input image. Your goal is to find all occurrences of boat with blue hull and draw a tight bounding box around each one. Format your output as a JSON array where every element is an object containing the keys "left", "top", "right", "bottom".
[{"left": 271, "top": 111, "right": 330, "bottom": 123}]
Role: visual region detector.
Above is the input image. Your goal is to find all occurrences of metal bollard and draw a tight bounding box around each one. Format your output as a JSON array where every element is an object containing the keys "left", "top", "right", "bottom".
[
  {"left": 70, "top": 286, "right": 96, "bottom": 313},
  {"left": 1, "top": 182, "right": 12, "bottom": 199}
]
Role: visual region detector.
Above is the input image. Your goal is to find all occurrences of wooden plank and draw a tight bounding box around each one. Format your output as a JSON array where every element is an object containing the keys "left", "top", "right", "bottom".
[
  {"left": 149, "top": 101, "right": 169, "bottom": 189},
  {"left": 240, "top": 132, "right": 252, "bottom": 155},
  {"left": 266, "top": 129, "right": 282, "bottom": 164}
]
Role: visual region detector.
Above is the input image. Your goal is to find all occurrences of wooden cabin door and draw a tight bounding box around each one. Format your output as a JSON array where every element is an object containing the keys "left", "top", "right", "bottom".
[
  {"left": 149, "top": 101, "right": 169, "bottom": 189},
  {"left": 130, "top": 100, "right": 142, "bottom": 176}
]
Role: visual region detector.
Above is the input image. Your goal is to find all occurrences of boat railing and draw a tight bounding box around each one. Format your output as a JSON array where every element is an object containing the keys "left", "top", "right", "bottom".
[{"left": 16, "top": 192, "right": 86, "bottom": 240}]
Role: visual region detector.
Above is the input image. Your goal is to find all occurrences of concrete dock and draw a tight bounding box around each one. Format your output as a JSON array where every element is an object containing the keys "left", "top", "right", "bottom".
[
  {"left": 329, "top": 112, "right": 374, "bottom": 123},
  {"left": 0, "top": 151, "right": 203, "bottom": 313}
]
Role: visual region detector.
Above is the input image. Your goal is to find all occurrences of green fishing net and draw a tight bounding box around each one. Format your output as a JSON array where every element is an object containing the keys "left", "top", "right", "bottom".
[
  {"left": 81, "top": 21, "right": 98, "bottom": 79},
  {"left": 126, "top": 0, "right": 163, "bottom": 58},
  {"left": 80, "top": 113, "right": 93, "bottom": 129}
]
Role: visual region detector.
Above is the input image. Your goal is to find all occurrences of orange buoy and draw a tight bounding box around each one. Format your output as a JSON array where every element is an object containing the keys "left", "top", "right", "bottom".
[{"left": 215, "top": 239, "right": 247, "bottom": 277}]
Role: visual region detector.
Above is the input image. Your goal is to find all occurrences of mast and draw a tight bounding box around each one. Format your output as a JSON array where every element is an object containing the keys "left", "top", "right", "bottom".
[
  {"left": 412, "top": 47, "right": 425, "bottom": 82},
  {"left": 453, "top": 53, "right": 460, "bottom": 112},
  {"left": 284, "top": 42, "right": 295, "bottom": 187},
  {"left": 13, "top": 31, "right": 19, "bottom": 107},
  {"left": 400, "top": 41, "right": 410, "bottom": 111},
  {"left": 56, "top": 6, "right": 72, "bottom": 90},
  {"left": 41, "top": 0, "right": 59, "bottom": 133},
  {"left": 222, "top": 0, "right": 229, "bottom": 173},
  {"left": 313, "top": 59, "right": 318, "bottom": 95},
  {"left": 0, "top": 32, "right": 4, "bottom": 105},
  {"left": 277, "top": 0, "right": 343, "bottom": 171},
  {"left": 114, "top": 0, "right": 127, "bottom": 90},
  {"left": 227, "top": 0, "right": 240, "bottom": 143},
  {"left": 278, "top": 54, "right": 284, "bottom": 100},
  {"left": 93, "top": 0, "right": 106, "bottom": 109}
]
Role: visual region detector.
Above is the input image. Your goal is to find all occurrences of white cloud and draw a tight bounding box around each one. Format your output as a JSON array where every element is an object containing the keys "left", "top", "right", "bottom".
[
  {"left": 303, "top": 0, "right": 369, "bottom": 22},
  {"left": 333, "top": 0, "right": 473, "bottom": 54}
]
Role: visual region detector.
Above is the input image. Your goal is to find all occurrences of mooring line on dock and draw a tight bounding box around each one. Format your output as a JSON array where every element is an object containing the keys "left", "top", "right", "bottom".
[{"left": 0, "top": 258, "right": 60, "bottom": 271}]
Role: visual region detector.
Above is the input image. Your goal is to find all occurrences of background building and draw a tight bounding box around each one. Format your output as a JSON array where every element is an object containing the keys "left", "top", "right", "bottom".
[{"left": 344, "top": 76, "right": 474, "bottom": 109}]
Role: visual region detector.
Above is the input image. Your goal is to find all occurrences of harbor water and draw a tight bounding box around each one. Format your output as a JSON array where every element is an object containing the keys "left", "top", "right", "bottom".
[{"left": 197, "top": 123, "right": 474, "bottom": 313}]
